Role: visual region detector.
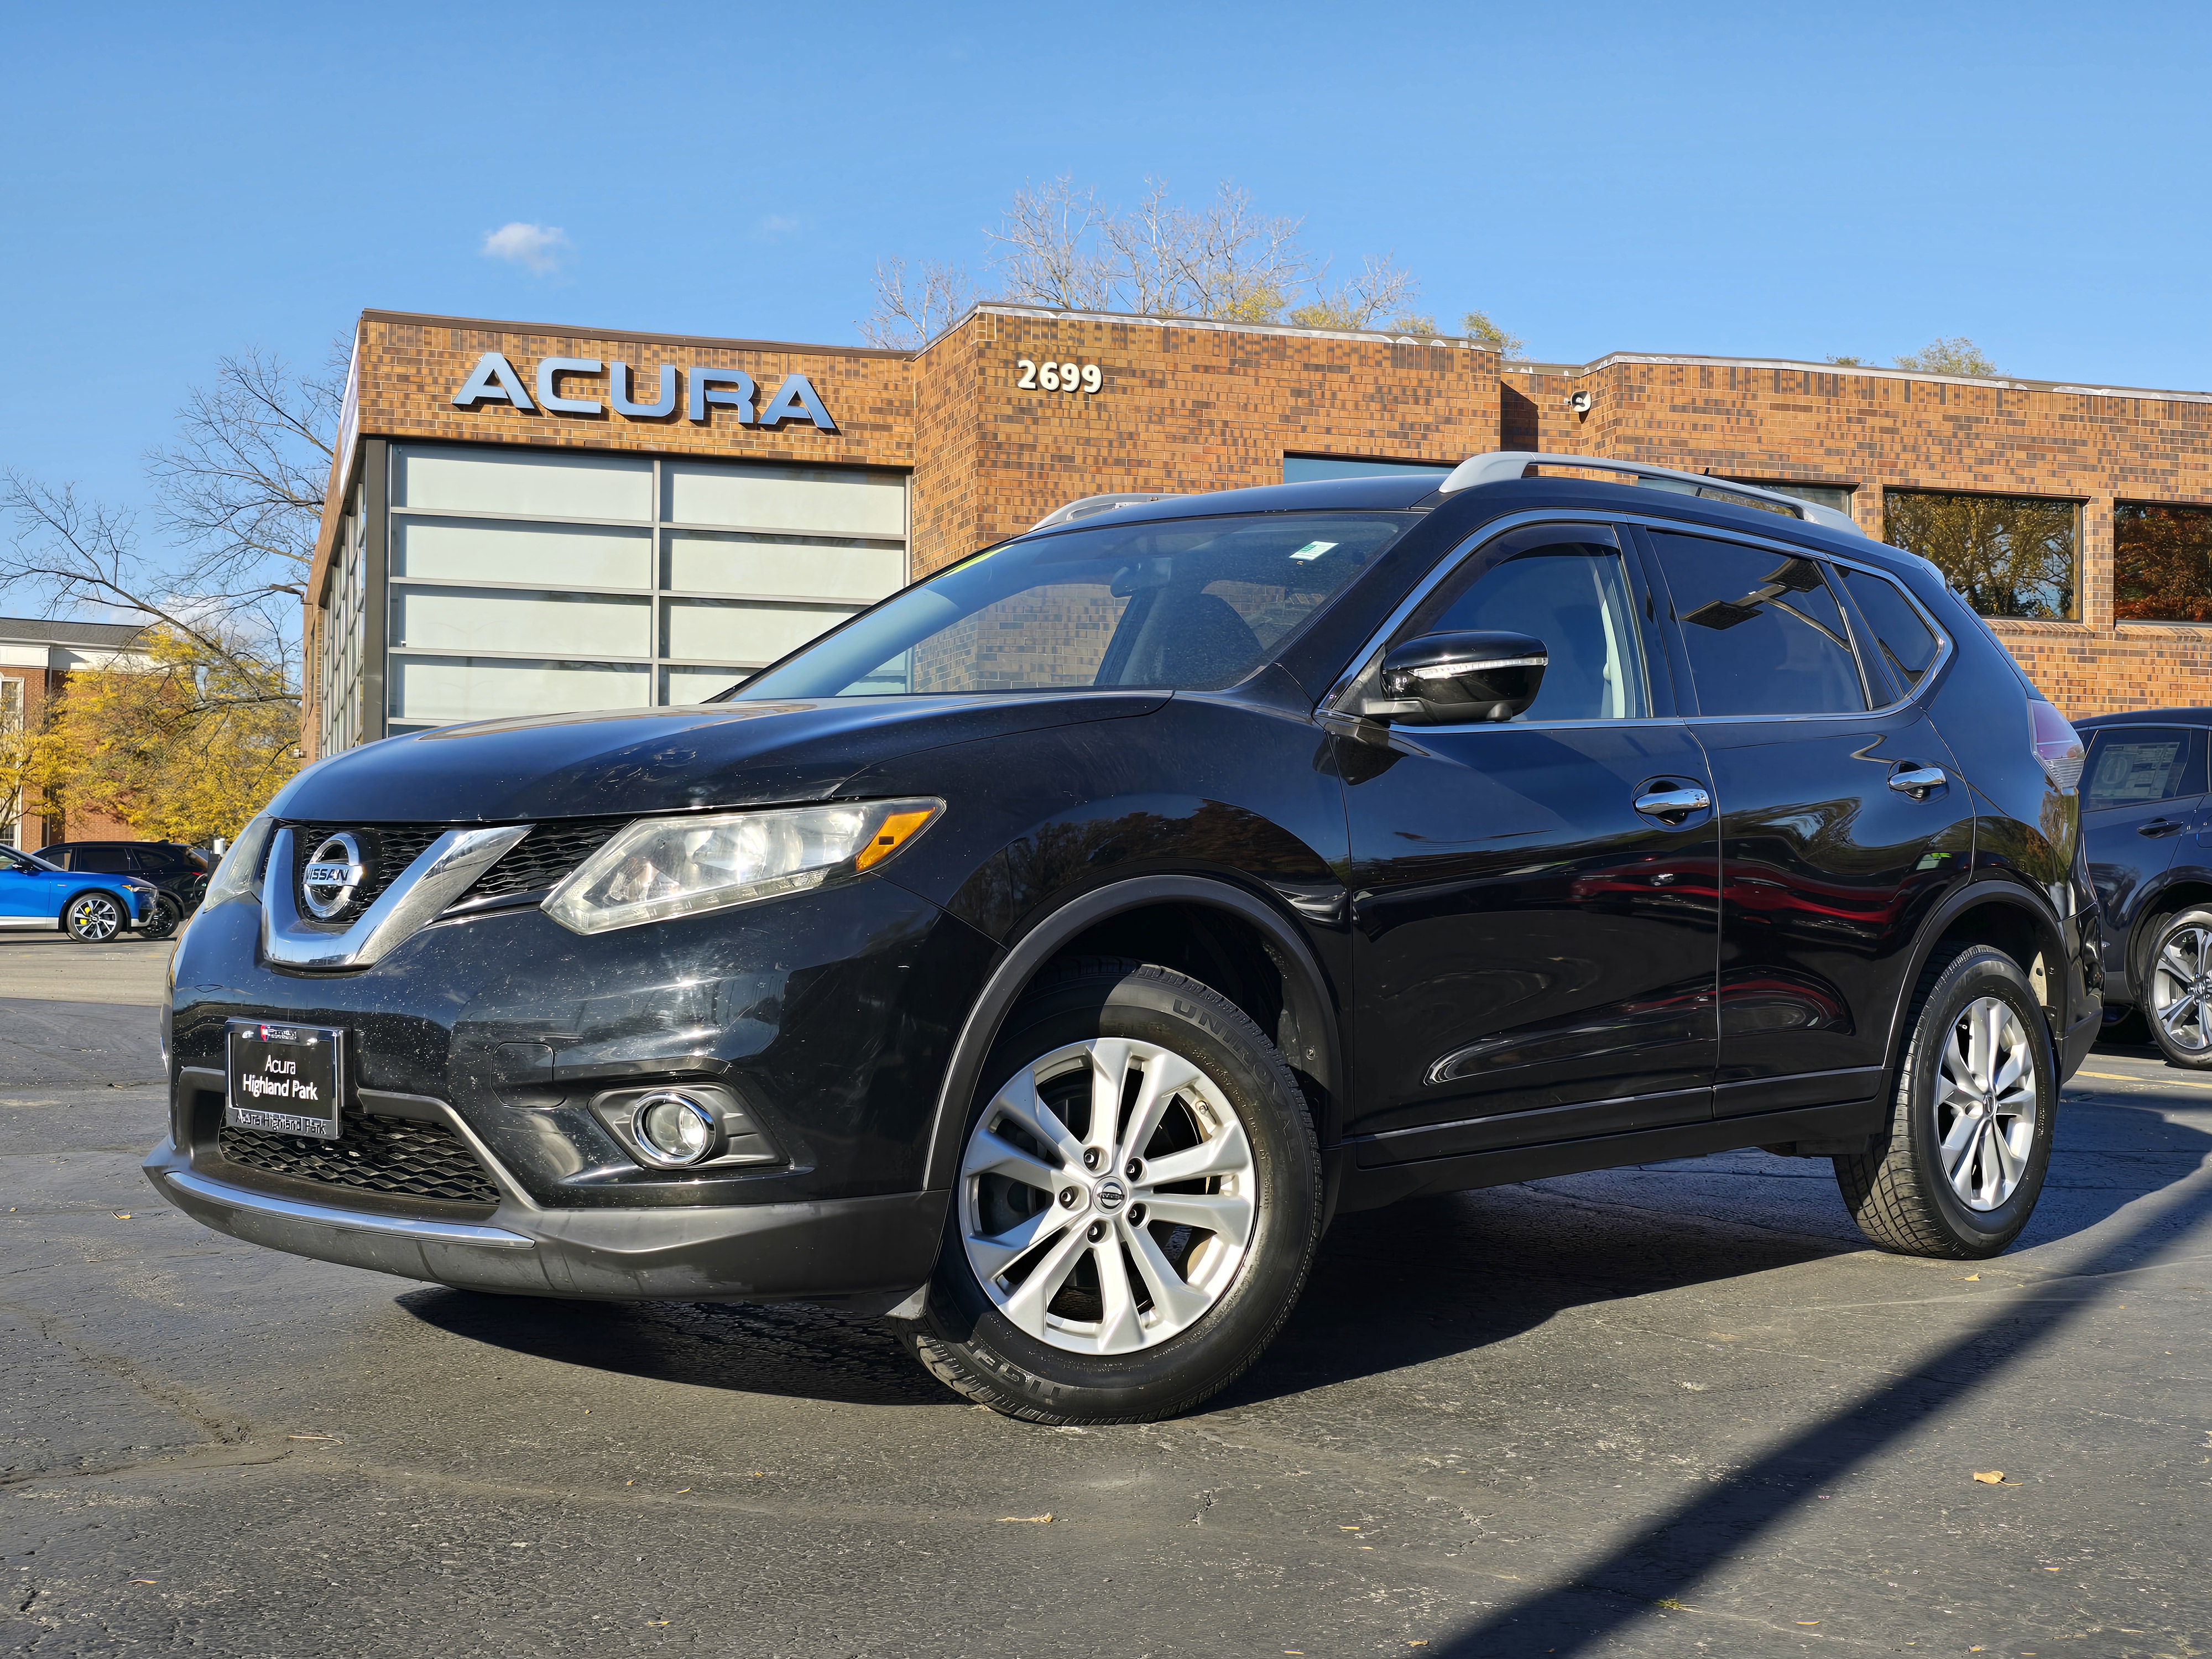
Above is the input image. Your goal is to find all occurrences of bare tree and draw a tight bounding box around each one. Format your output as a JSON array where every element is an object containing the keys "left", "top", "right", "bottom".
[
  {"left": 143, "top": 341, "right": 347, "bottom": 602},
  {"left": 1287, "top": 253, "right": 1421, "bottom": 331},
  {"left": 858, "top": 258, "right": 978, "bottom": 349},
  {"left": 986, "top": 174, "right": 1115, "bottom": 311},
  {"left": 0, "top": 474, "right": 295, "bottom": 706}
]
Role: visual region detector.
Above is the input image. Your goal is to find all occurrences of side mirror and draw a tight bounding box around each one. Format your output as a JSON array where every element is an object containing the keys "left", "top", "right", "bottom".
[{"left": 1363, "top": 630, "right": 1548, "bottom": 724}]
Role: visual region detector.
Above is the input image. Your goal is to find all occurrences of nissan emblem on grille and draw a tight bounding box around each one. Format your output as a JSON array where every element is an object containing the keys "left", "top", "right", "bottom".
[{"left": 301, "top": 832, "right": 367, "bottom": 919}]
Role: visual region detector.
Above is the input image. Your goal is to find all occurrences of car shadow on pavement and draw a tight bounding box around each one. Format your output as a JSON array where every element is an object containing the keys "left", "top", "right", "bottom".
[
  {"left": 399, "top": 1098, "right": 2210, "bottom": 1449},
  {"left": 398, "top": 1289, "right": 953, "bottom": 1407}
]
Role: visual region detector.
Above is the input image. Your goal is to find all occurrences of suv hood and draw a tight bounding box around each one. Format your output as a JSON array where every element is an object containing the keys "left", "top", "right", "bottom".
[{"left": 269, "top": 693, "right": 1166, "bottom": 823}]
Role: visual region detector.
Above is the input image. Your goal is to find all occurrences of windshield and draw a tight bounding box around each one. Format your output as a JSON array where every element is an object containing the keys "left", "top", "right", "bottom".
[{"left": 731, "top": 512, "right": 1411, "bottom": 699}]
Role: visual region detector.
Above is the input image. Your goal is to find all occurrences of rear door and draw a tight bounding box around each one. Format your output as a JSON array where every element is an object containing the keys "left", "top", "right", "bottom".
[
  {"left": 2077, "top": 724, "right": 2203, "bottom": 992},
  {"left": 1643, "top": 530, "right": 1975, "bottom": 1119},
  {"left": 1337, "top": 519, "right": 1721, "bottom": 1165}
]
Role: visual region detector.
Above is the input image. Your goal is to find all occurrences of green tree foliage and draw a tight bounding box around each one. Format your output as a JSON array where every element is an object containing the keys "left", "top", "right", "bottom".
[
  {"left": 2114, "top": 503, "right": 2212, "bottom": 622},
  {"left": 1883, "top": 491, "right": 2075, "bottom": 618}
]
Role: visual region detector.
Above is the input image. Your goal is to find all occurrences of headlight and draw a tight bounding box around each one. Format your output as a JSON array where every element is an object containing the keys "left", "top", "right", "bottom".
[
  {"left": 543, "top": 798, "right": 942, "bottom": 936},
  {"left": 202, "top": 815, "right": 276, "bottom": 909}
]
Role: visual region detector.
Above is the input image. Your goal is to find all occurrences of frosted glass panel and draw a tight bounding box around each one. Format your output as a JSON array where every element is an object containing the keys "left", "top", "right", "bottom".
[
  {"left": 390, "top": 655, "right": 650, "bottom": 721},
  {"left": 392, "top": 586, "right": 650, "bottom": 658},
  {"left": 665, "top": 531, "right": 905, "bottom": 602},
  {"left": 664, "top": 664, "right": 749, "bottom": 704},
  {"left": 394, "top": 517, "right": 649, "bottom": 588},
  {"left": 664, "top": 598, "right": 855, "bottom": 664},
  {"left": 393, "top": 445, "right": 651, "bottom": 520},
  {"left": 664, "top": 463, "right": 905, "bottom": 538}
]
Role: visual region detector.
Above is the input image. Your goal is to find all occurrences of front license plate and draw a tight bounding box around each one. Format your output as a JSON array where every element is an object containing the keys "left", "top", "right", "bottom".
[{"left": 225, "top": 1020, "right": 344, "bottom": 1139}]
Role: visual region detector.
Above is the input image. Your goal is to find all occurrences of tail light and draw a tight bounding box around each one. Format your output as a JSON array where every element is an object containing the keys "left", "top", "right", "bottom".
[{"left": 2030, "top": 699, "right": 2085, "bottom": 791}]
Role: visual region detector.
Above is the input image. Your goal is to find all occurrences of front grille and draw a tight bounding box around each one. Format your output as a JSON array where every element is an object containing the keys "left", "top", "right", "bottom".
[
  {"left": 283, "top": 822, "right": 447, "bottom": 925},
  {"left": 464, "top": 818, "right": 627, "bottom": 900},
  {"left": 272, "top": 817, "right": 630, "bottom": 919},
  {"left": 219, "top": 1107, "right": 500, "bottom": 1206}
]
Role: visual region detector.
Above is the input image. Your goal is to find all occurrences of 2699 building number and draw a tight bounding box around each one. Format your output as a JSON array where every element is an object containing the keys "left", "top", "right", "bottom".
[{"left": 1016, "top": 359, "right": 1104, "bottom": 394}]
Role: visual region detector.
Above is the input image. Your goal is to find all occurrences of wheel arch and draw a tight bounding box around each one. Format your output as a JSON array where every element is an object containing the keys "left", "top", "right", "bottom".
[
  {"left": 1881, "top": 878, "right": 2069, "bottom": 1073},
  {"left": 2121, "top": 875, "right": 2212, "bottom": 1005},
  {"left": 920, "top": 874, "right": 1344, "bottom": 1192},
  {"left": 58, "top": 885, "right": 127, "bottom": 935}
]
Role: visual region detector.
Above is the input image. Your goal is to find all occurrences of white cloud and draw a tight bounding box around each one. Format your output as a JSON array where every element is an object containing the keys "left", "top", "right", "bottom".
[
  {"left": 757, "top": 214, "right": 802, "bottom": 236},
  {"left": 480, "top": 222, "right": 571, "bottom": 275}
]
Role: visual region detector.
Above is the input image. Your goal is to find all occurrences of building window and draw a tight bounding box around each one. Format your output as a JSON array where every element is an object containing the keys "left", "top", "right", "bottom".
[
  {"left": 1283, "top": 455, "right": 1454, "bottom": 484},
  {"left": 1882, "top": 489, "right": 2078, "bottom": 620},
  {"left": 0, "top": 675, "right": 21, "bottom": 848},
  {"left": 1727, "top": 479, "right": 1855, "bottom": 516},
  {"left": 321, "top": 445, "right": 909, "bottom": 742},
  {"left": 2114, "top": 502, "right": 2212, "bottom": 623}
]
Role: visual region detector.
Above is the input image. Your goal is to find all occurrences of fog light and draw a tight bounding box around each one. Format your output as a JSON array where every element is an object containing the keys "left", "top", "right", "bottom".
[{"left": 630, "top": 1092, "right": 720, "bottom": 1167}]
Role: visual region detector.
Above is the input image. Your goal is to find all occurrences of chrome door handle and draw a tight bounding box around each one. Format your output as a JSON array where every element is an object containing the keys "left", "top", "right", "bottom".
[
  {"left": 1887, "top": 765, "right": 1947, "bottom": 799},
  {"left": 1634, "top": 785, "right": 1710, "bottom": 822},
  {"left": 2140, "top": 818, "right": 2185, "bottom": 837}
]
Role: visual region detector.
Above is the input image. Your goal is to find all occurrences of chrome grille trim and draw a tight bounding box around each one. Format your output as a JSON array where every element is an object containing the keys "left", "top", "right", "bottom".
[{"left": 260, "top": 823, "right": 531, "bottom": 969}]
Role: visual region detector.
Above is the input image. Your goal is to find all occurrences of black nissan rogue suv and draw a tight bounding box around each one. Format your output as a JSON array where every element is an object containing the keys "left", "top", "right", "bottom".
[{"left": 149, "top": 453, "right": 2100, "bottom": 1424}]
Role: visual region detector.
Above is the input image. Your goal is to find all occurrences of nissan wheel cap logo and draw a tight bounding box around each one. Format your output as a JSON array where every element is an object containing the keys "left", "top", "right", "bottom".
[
  {"left": 1095, "top": 1177, "right": 1126, "bottom": 1213},
  {"left": 301, "top": 832, "right": 367, "bottom": 920}
]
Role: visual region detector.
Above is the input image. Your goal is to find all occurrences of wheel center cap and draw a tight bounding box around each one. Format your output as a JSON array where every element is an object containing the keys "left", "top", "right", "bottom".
[{"left": 1094, "top": 1177, "right": 1126, "bottom": 1214}]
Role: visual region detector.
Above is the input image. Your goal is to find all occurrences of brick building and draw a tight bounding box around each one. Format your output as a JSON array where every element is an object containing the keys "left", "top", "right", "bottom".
[
  {"left": 305, "top": 305, "right": 2212, "bottom": 756},
  {"left": 0, "top": 617, "right": 147, "bottom": 849}
]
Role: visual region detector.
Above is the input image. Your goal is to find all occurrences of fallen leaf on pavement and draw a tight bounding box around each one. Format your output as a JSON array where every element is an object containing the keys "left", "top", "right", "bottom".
[
  {"left": 1961, "top": 1274, "right": 1980, "bottom": 1281},
  {"left": 998, "top": 1514, "right": 1053, "bottom": 1523},
  {"left": 112, "top": 1212, "right": 132, "bottom": 1219},
  {"left": 1973, "top": 1470, "right": 2007, "bottom": 1484}
]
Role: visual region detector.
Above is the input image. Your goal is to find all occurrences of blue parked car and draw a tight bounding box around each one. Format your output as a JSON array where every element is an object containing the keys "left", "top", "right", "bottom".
[{"left": 0, "top": 845, "right": 159, "bottom": 942}]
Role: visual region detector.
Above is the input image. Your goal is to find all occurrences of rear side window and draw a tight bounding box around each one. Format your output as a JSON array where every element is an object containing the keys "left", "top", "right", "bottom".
[
  {"left": 137, "top": 846, "right": 189, "bottom": 873},
  {"left": 1836, "top": 565, "right": 1941, "bottom": 695},
  {"left": 2083, "top": 727, "right": 2203, "bottom": 811},
  {"left": 70, "top": 846, "right": 133, "bottom": 873},
  {"left": 1649, "top": 534, "right": 1866, "bottom": 716}
]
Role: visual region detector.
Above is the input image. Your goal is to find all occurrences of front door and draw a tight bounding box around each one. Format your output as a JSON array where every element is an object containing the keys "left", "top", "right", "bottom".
[
  {"left": 0, "top": 850, "right": 51, "bottom": 925},
  {"left": 1337, "top": 521, "right": 1720, "bottom": 1166},
  {"left": 1643, "top": 531, "right": 1976, "bottom": 1118},
  {"left": 2078, "top": 724, "right": 2203, "bottom": 991}
]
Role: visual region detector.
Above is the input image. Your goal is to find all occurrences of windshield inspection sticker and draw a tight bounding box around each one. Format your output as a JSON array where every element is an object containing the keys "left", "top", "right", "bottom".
[{"left": 1289, "top": 541, "right": 1338, "bottom": 561}]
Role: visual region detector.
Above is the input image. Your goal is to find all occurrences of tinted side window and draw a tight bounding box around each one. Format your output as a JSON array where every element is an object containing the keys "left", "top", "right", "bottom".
[
  {"left": 1418, "top": 535, "right": 1651, "bottom": 721},
  {"left": 1650, "top": 534, "right": 1866, "bottom": 717},
  {"left": 70, "top": 847, "right": 133, "bottom": 873},
  {"left": 2083, "top": 727, "right": 2200, "bottom": 812},
  {"left": 1836, "top": 565, "right": 1941, "bottom": 695},
  {"left": 136, "top": 847, "right": 188, "bottom": 873}
]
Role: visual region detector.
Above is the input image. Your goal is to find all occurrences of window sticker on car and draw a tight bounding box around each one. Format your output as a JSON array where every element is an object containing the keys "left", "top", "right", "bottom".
[{"left": 1289, "top": 541, "right": 1338, "bottom": 561}]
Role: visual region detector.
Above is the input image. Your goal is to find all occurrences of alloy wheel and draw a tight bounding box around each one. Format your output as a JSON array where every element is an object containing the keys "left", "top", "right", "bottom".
[
  {"left": 1933, "top": 995, "right": 2041, "bottom": 1211},
  {"left": 958, "top": 1037, "right": 1255, "bottom": 1355},
  {"left": 66, "top": 894, "right": 122, "bottom": 942},
  {"left": 2151, "top": 922, "right": 2212, "bottom": 1055}
]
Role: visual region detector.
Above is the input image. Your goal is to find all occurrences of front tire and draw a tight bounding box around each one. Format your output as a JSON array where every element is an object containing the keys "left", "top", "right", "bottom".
[
  {"left": 1834, "top": 945, "right": 2056, "bottom": 1258},
  {"left": 137, "top": 896, "right": 181, "bottom": 941},
  {"left": 905, "top": 958, "right": 1322, "bottom": 1425},
  {"left": 63, "top": 892, "right": 125, "bottom": 943},
  {"left": 2142, "top": 907, "right": 2212, "bottom": 1070}
]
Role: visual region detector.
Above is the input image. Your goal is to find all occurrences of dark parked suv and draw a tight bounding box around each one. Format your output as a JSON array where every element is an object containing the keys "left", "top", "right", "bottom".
[
  {"left": 2072, "top": 708, "right": 2212, "bottom": 1066},
  {"left": 147, "top": 453, "right": 2100, "bottom": 1423},
  {"left": 37, "top": 840, "right": 211, "bottom": 939}
]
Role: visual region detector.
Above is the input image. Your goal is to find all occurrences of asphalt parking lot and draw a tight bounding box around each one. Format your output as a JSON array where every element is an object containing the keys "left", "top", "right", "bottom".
[{"left": 3, "top": 933, "right": 2207, "bottom": 1658}]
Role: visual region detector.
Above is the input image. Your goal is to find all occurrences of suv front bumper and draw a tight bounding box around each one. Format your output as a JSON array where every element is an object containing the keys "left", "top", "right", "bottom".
[{"left": 143, "top": 1130, "right": 943, "bottom": 1310}]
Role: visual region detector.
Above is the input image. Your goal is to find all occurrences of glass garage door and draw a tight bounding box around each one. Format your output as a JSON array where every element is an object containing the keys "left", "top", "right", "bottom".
[{"left": 384, "top": 444, "right": 907, "bottom": 732}]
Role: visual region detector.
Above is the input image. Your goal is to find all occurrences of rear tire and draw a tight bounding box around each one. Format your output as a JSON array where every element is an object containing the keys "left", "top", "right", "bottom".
[
  {"left": 63, "top": 892, "right": 125, "bottom": 943},
  {"left": 904, "top": 957, "right": 1322, "bottom": 1425},
  {"left": 2142, "top": 907, "right": 2212, "bottom": 1071},
  {"left": 1834, "top": 945, "right": 2056, "bottom": 1259},
  {"left": 137, "top": 896, "right": 181, "bottom": 941}
]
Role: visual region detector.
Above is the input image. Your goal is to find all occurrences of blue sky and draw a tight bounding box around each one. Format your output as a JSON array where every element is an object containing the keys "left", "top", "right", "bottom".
[{"left": 3, "top": 0, "right": 2206, "bottom": 531}]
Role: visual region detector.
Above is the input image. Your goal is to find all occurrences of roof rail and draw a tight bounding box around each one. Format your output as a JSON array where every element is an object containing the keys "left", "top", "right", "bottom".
[
  {"left": 1435, "top": 451, "right": 1865, "bottom": 537},
  {"left": 1030, "top": 491, "right": 1181, "bottom": 532}
]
